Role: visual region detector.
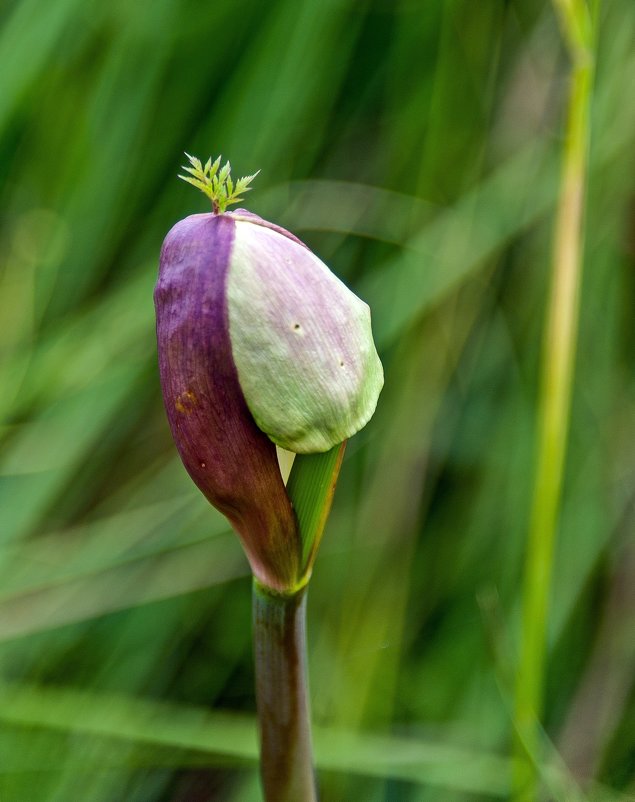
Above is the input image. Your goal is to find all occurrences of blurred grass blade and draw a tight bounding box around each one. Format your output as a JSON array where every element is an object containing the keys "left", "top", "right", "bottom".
[{"left": 513, "top": 2, "right": 598, "bottom": 797}]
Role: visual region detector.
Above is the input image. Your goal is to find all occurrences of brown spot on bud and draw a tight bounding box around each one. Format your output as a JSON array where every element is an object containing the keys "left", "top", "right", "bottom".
[{"left": 175, "top": 390, "right": 198, "bottom": 414}]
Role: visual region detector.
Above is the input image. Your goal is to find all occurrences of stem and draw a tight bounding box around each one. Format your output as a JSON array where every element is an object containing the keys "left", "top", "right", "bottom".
[
  {"left": 253, "top": 580, "right": 317, "bottom": 802},
  {"left": 513, "top": 3, "right": 597, "bottom": 799}
]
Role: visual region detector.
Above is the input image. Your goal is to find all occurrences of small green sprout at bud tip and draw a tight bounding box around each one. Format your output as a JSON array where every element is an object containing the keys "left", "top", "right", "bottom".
[{"left": 178, "top": 153, "right": 260, "bottom": 214}]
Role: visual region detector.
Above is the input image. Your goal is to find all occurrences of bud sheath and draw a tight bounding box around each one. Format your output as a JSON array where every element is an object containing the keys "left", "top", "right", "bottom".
[{"left": 155, "top": 213, "right": 300, "bottom": 591}]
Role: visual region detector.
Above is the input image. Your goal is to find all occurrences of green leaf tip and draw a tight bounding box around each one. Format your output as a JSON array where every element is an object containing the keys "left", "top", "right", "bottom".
[
  {"left": 178, "top": 153, "right": 260, "bottom": 214},
  {"left": 286, "top": 442, "right": 346, "bottom": 583}
]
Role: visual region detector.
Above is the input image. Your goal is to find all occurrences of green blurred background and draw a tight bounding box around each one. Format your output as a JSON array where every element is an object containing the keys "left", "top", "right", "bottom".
[{"left": 1, "top": 0, "right": 634, "bottom": 799}]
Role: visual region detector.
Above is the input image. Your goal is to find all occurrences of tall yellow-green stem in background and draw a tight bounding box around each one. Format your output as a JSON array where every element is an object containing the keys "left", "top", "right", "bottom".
[{"left": 513, "top": 1, "right": 600, "bottom": 799}]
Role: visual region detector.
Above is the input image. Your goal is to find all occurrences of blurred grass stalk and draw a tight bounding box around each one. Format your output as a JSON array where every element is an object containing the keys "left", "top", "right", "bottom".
[{"left": 513, "top": 0, "right": 599, "bottom": 798}]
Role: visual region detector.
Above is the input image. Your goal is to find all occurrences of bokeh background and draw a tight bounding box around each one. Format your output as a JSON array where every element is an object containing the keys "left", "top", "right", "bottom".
[{"left": 1, "top": 0, "right": 634, "bottom": 799}]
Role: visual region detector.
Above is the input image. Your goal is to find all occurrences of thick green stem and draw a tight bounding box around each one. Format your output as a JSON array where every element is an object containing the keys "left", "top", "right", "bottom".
[
  {"left": 253, "top": 581, "right": 317, "bottom": 802},
  {"left": 513, "top": 3, "right": 597, "bottom": 799}
]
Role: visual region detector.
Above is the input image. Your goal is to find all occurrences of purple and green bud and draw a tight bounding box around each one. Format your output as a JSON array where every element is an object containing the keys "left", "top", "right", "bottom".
[{"left": 155, "top": 157, "right": 383, "bottom": 592}]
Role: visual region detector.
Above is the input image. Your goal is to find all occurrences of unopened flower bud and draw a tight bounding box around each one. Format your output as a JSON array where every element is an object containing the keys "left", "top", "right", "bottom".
[{"left": 155, "top": 157, "right": 383, "bottom": 591}]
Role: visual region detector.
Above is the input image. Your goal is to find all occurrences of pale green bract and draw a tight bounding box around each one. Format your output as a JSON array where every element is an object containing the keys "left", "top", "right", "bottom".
[{"left": 227, "top": 219, "right": 383, "bottom": 453}]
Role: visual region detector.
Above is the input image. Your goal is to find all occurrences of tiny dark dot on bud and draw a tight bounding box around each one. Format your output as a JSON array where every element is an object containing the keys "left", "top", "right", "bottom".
[
  {"left": 294, "top": 323, "right": 301, "bottom": 330},
  {"left": 340, "top": 361, "right": 345, "bottom": 367}
]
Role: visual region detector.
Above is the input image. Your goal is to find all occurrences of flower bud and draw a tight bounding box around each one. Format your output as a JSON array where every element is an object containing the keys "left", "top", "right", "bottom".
[{"left": 155, "top": 207, "right": 383, "bottom": 591}]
